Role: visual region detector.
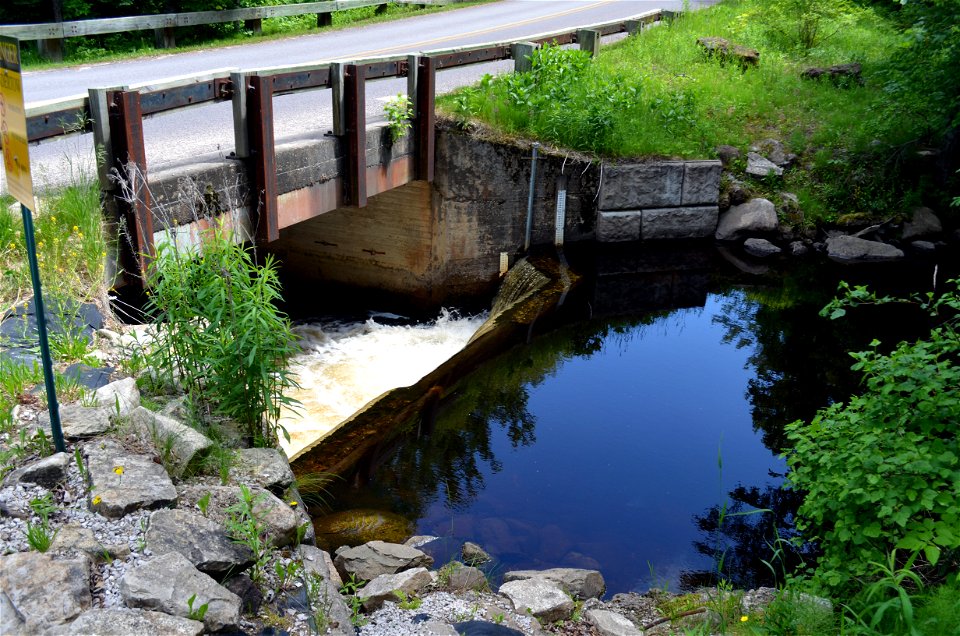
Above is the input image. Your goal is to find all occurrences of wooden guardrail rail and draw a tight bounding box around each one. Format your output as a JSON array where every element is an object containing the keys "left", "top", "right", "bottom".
[
  {"left": 0, "top": 0, "right": 456, "bottom": 60},
  {"left": 9, "top": 9, "right": 665, "bottom": 285}
]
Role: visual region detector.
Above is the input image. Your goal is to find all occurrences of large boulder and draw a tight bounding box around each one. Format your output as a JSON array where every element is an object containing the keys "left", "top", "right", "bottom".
[
  {"left": 84, "top": 439, "right": 177, "bottom": 518},
  {"left": 128, "top": 407, "right": 212, "bottom": 478},
  {"left": 313, "top": 509, "right": 415, "bottom": 551},
  {"left": 93, "top": 377, "right": 140, "bottom": 416},
  {"left": 298, "top": 545, "right": 354, "bottom": 635},
  {"left": 228, "top": 447, "right": 295, "bottom": 494},
  {"left": 178, "top": 484, "right": 300, "bottom": 548},
  {"left": 334, "top": 540, "right": 434, "bottom": 582},
  {"left": 358, "top": 567, "right": 433, "bottom": 611},
  {"left": 499, "top": 578, "right": 574, "bottom": 623},
  {"left": 826, "top": 235, "right": 904, "bottom": 263},
  {"left": 145, "top": 508, "right": 254, "bottom": 578},
  {"left": 715, "top": 198, "right": 778, "bottom": 241},
  {"left": 743, "top": 238, "right": 782, "bottom": 258},
  {"left": 38, "top": 404, "right": 114, "bottom": 440},
  {"left": 0, "top": 553, "right": 92, "bottom": 631},
  {"left": 502, "top": 568, "right": 606, "bottom": 600},
  {"left": 745, "top": 152, "right": 783, "bottom": 177},
  {"left": 696, "top": 37, "right": 759, "bottom": 68},
  {"left": 120, "top": 552, "right": 242, "bottom": 632},
  {"left": 65, "top": 608, "right": 203, "bottom": 635},
  {"left": 586, "top": 609, "right": 643, "bottom": 636},
  {"left": 902, "top": 206, "right": 942, "bottom": 241},
  {"left": 2, "top": 452, "right": 70, "bottom": 488}
]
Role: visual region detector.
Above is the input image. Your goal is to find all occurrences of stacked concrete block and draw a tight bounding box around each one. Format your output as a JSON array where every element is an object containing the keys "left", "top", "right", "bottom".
[{"left": 596, "top": 160, "right": 721, "bottom": 242}]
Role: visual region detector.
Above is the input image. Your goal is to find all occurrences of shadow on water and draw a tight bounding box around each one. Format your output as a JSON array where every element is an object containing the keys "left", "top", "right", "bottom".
[{"left": 292, "top": 241, "right": 952, "bottom": 593}]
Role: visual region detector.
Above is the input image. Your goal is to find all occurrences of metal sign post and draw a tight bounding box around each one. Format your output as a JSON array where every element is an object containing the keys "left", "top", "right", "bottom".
[{"left": 1, "top": 35, "right": 65, "bottom": 453}]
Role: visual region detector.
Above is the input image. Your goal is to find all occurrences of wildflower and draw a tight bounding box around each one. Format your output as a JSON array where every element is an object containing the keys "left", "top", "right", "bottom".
[
  {"left": 7, "top": 242, "right": 14, "bottom": 250},
  {"left": 288, "top": 500, "right": 298, "bottom": 507},
  {"left": 72, "top": 225, "right": 79, "bottom": 232},
  {"left": 740, "top": 616, "right": 749, "bottom": 623},
  {"left": 78, "top": 233, "right": 84, "bottom": 239},
  {"left": 114, "top": 466, "right": 124, "bottom": 483},
  {"left": 92, "top": 495, "right": 101, "bottom": 505},
  {"left": 101, "top": 251, "right": 106, "bottom": 257},
  {"left": 38, "top": 240, "right": 44, "bottom": 248},
  {"left": 51, "top": 216, "right": 57, "bottom": 222}
]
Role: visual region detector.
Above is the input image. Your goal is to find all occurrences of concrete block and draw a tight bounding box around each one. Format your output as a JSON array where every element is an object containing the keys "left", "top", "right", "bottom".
[
  {"left": 597, "top": 211, "right": 642, "bottom": 242},
  {"left": 642, "top": 206, "right": 719, "bottom": 240},
  {"left": 598, "top": 162, "right": 684, "bottom": 210},
  {"left": 681, "top": 160, "right": 722, "bottom": 205}
]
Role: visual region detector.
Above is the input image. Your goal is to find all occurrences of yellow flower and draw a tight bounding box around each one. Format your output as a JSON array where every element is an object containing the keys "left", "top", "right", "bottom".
[
  {"left": 741, "top": 616, "right": 749, "bottom": 623},
  {"left": 37, "top": 241, "right": 44, "bottom": 248},
  {"left": 7, "top": 243, "right": 14, "bottom": 250},
  {"left": 114, "top": 466, "right": 124, "bottom": 476},
  {"left": 72, "top": 225, "right": 79, "bottom": 232},
  {"left": 51, "top": 216, "right": 57, "bottom": 222},
  {"left": 288, "top": 500, "right": 298, "bottom": 507},
  {"left": 78, "top": 233, "right": 84, "bottom": 239},
  {"left": 92, "top": 495, "right": 102, "bottom": 505}
]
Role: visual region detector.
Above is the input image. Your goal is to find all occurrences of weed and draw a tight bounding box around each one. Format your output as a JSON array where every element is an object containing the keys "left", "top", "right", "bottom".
[
  {"left": 186, "top": 593, "right": 209, "bottom": 621},
  {"left": 383, "top": 93, "right": 414, "bottom": 142},
  {"left": 492, "top": 613, "right": 505, "bottom": 624},
  {"left": 306, "top": 573, "right": 332, "bottom": 632},
  {"left": 292, "top": 471, "right": 338, "bottom": 509},
  {"left": 197, "top": 492, "right": 211, "bottom": 517},
  {"left": 340, "top": 574, "right": 368, "bottom": 627},
  {"left": 392, "top": 589, "right": 422, "bottom": 610},
  {"left": 274, "top": 559, "right": 302, "bottom": 593},
  {"left": 225, "top": 484, "right": 270, "bottom": 583},
  {"left": 25, "top": 521, "right": 57, "bottom": 552}
]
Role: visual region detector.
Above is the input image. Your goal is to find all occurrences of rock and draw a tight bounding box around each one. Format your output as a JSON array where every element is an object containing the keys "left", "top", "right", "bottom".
[
  {"left": 502, "top": 568, "right": 606, "bottom": 600},
  {"left": 642, "top": 206, "right": 719, "bottom": 240},
  {"left": 228, "top": 447, "right": 294, "bottom": 494},
  {"left": 902, "top": 206, "right": 942, "bottom": 240},
  {"left": 598, "top": 162, "right": 685, "bottom": 210},
  {"left": 38, "top": 404, "right": 114, "bottom": 440},
  {"left": 313, "top": 509, "right": 415, "bottom": 551},
  {"left": 696, "top": 36, "right": 759, "bottom": 67},
  {"left": 223, "top": 574, "right": 263, "bottom": 615},
  {"left": 178, "top": 484, "right": 299, "bottom": 548},
  {"left": 93, "top": 377, "right": 140, "bottom": 415},
  {"left": 745, "top": 152, "right": 784, "bottom": 177},
  {"left": 743, "top": 238, "right": 782, "bottom": 258},
  {"left": 63, "top": 363, "right": 114, "bottom": 390},
  {"left": 715, "top": 145, "right": 740, "bottom": 167},
  {"left": 49, "top": 524, "right": 115, "bottom": 561},
  {"left": 84, "top": 439, "right": 177, "bottom": 519},
  {"left": 499, "top": 578, "right": 574, "bottom": 623},
  {"left": 826, "top": 235, "right": 905, "bottom": 263},
  {"left": 715, "top": 198, "right": 778, "bottom": 241},
  {"left": 0, "top": 553, "right": 91, "bottom": 630},
  {"left": 910, "top": 240, "right": 937, "bottom": 254},
  {"left": 334, "top": 540, "right": 434, "bottom": 582},
  {"left": 298, "top": 545, "right": 353, "bottom": 635},
  {"left": 716, "top": 245, "right": 771, "bottom": 275},
  {"left": 801, "top": 62, "right": 863, "bottom": 86},
  {"left": 359, "top": 567, "right": 433, "bottom": 611},
  {"left": 447, "top": 565, "right": 489, "bottom": 592},
  {"left": 597, "top": 211, "right": 642, "bottom": 242},
  {"left": 753, "top": 139, "right": 797, "bottom": 168},
  {"left": 3, "top": 452, "right": 70, "bottom": 488},
  {"left": 727, "top": 177, "right": 751, "bottom": 206},
  {"left": 681, "top": 160, "right": 722, "bottom": 205},
  {"left": 788, "top": 241, "right": 810, "bottom": 256},
  {"left": 461, "top": 541, "right": 492, "bottom": 566},
  {"left": 120, "top": 552, "right": 242, "bottom": 632},
  {"left": 0, "top": 590, "right": 26, "bottom": 635},
  {"left": 128, "top": 407, "right": 212, "bottom": 478},
  {"left": 64, "top": 608, "right": 204, "bottom": 635},
  {"left": 404, "top": 535, "right": 440, "bottom": 549},
  {"left": 586, "top": 609, "right": 643, "bottom": 636},
  {"left": 145, "top": 508, "right": 254, "bottom": 578}
]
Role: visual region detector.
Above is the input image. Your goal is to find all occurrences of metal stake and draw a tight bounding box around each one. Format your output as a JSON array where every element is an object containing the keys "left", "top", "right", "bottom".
[{"left": 524, "top": 142, "right": 540, "bottom": 252}]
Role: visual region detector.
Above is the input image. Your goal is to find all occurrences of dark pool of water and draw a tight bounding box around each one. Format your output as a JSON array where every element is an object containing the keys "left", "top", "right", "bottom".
[{"left": 312, "top": 248, "right": 950, "bottom": 594}]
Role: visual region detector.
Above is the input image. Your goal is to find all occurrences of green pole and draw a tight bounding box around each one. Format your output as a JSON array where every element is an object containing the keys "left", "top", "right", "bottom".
[{"left": 19, "top": 203, "right": 66, "bottom": 453}]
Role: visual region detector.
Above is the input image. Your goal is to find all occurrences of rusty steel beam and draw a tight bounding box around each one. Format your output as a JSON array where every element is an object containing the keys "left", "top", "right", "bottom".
[
  {"left": 359, "top": 59, "right": 406, "bottom": 80},
  {"left": 433, "top": 45, "right": 510, "bottom": 69},
  {"left": 138, "top": 77, "right": 232, "bottom": 115},
  {"left": 532, "top": 32, "right": 576, "bottom": 47},
  {"left": 344, "top": 64, "right": 367, "bottom": 208},
  {"left": 269, "top": 68, "right": 332, "bottom": 95},
  {"left": 416, "top": 56, "right": 435, "bottom": 182},
  {"left": 247, "top": 75, "right": 280, "bottom": 243},
  {"left": 108, "top": 90, "right": 154, "bottom": 282},
  {"left": 27, "top": 106, "right": 91, "bottom": 142}
]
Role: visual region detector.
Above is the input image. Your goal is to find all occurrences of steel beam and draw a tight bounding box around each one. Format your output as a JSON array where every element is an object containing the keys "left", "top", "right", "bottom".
[
  {"left": 416, "top": 56, "right": 435, "bottom": 182},
  {"left": 108, "top": 90, "right": 154, "bottom": 282},
  {"left": 247, "top": 75, "right": 280, "bottom": 243},
  {"left": 344, "top": 64, "right": 367, "bottom": 208}
]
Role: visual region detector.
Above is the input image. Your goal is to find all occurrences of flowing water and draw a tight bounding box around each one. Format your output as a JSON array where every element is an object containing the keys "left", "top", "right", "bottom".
[{"left": 290, "top": 247, "right": 949, "bottom": 594}]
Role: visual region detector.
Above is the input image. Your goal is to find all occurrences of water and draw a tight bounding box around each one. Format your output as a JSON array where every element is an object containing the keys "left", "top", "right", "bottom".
[{"left": 293, "top": 250, "right": 947, "bottom": 594}]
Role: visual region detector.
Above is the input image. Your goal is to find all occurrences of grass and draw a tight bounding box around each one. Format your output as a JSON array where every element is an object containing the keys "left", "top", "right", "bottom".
[{"left": 19, "top": 1, "right": 494, "bottom": 71}]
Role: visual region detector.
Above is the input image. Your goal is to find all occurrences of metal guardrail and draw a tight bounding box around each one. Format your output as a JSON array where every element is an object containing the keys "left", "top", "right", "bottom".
[{"left": 0, "top": 0, "right": 453, "bottom": 41}]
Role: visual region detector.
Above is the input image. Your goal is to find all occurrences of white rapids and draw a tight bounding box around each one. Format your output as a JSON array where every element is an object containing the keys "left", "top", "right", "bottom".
[{"left": 278, "top": 308, "right": 486, "bottom": 460}]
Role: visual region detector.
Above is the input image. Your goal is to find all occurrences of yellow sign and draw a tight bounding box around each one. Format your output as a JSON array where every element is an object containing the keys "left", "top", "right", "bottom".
[{"left": 0, "top": 36, "right": 35, "bottom": 210}]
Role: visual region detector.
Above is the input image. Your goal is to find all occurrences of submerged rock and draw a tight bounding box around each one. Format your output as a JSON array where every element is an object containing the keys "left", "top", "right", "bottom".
[
  {"left": 826, "top": 235, "right": 904, "bottom": 263},
  {"left": 313, "top": 508, "right": 414, "bottom": 550}
]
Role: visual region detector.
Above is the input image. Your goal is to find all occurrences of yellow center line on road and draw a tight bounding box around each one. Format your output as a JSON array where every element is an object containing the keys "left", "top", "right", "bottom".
[{"left": 343, "top": 0, "right": 616, "bottom": 58}]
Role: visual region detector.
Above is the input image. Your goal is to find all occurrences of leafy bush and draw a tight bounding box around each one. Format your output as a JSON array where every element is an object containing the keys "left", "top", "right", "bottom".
[
  {"left": 784, "top": 280, "right": 960, "bottom": 593},
  {"left": 145, "top": 224, "right": 299, "bottom": 446}
]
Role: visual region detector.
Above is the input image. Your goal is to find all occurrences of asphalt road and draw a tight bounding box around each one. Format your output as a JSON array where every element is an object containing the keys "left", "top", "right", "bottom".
[{"left": 12, "top": 0, "right": 716, "bottom": 190}]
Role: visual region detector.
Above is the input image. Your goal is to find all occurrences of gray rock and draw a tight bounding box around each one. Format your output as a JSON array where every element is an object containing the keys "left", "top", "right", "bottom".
[
  {"left": 3, "top": 452, "right": 70, "bottom": 488},
  {"left": 93, "top": 377, "right": 140, "bottom": 416},
  {"left": 754, "top": 139, "right": 797, "bottom": 168},
  {"left": 586, "top": 609, "right": 643, "bottom": 636},
  {"left": 826, "top": 235, "right": 905, "bottom": 263},
  {"left": 423, "top": 622, "right": 461, "bottom": 636},
  {"left": 359, "top": 567, "right": 433, "bottom": 611},
  {"left": 788, "top": 241, "right": 810, "bottom": 256},
  {"left": 146, "top": 508, "right": 254, "bottom": 578},
  {"left": 228, "top": 447, "right": 295, "bottom": 494},
  {"left": 298, "top": 545, "right": 353, "bottom": 635},
  {"left": 911, "top": 240, "right": 936, "bottom": 253},
  {"left": 499, "top": 578, "right": 574, "bottom": 623},
  {"left": 902, "top": 206, "right": 942, "bottom": 240},
  {"left": 85, "top": 439, "right": 177, "bottom": 519},
  {"left": 120, "top": 552, "right": 242, "bottom": 632},
  {"left": 727, "top": 177, "right": 751, "bottom": 206},
  {"left": 50, "top": 524, "right": 126, "bottom": 561},
  {"left": 715, "top": 198, "right": 778, "bottom": 241},
  {"left": 597, "top": 211, "right": 641, "bottom": 242},
  {"left": 681, "top": 160, "right": 722, "bottom": 205},
  {"left": 64, "top": 608, "right": 204, "bottom": 635},
  {"left": 334, "top": 540, "right": 434, "bottom": 581},
  {"left": 128, "top": 407, "right": 212, "bottom": 478},
  {"left": 598, "top": 162, "right": 684, "bottom": 210},
  {"left": 715, "top": 145, "right": 740, "bottom": 167},
  {"left": 642, "top": 206, "right": 718, "bottom": 240},
  {"left": 743, "top": 238, "right": 782, "bottom": 258},
  {"left": 461, "top": 541, "right": 492, "bottom": 566},
  {"left": 223, "top": 574, "right": 263, "bottom": 615},
  {"left": 0, "top": 553, "right": 91, "bottom": 630},
  {"left": 745, "top": 152, "right": 783, "bottom": 177},
  {"left": 38, "top": 404, "right": 114, "bottom": 440},
  {"left": 447, "top": 565, "right": 488, "bottom": 592},
  {"left": 502, "top": 568, "right": 605, "bottom": 600},
  {"left": 178, "top": 484, "right": 300, "bottom": 548},
  {"left": 404, "top": 535, "right": 439, "bottom": 549},
  {"left": 0, "top": 590, "right": 27, "bottom": 635}
]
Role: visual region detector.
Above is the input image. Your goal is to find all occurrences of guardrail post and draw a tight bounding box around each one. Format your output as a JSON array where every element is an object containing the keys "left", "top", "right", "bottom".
[
  {"left": 511, "top": 42, "right": 536, "bottom": 73},
  {"left": 625, "top": 19, "right": 643, "bottom": 35},
  {"left": 317, "top": 12, "right": 333, "bottom": 27},
  {"left": 331, "top": 62, "right": 346, "bottom": 136},
  {"left": 407, "top": 55, "right": 419, "bottom": 120},
  {"left": 578, "top": 29, "right": 601, "bottom": 57},
  {"left": 415, "top": 56, "right": 435, "bottom": 182},
  {"left": 247, "top": 75, "right": 279, "bottom": 243},
  {"left": 108, "top": 89, "right": 154, "bottom": 282},
  {"left": 153, "top": 27, "right": 176, "bottom": 49},
  {"left": 231, "top": 71, "right": 250, "bottom": 159},
  {"left": 344, "top": 64, "right": 367, "bottom": 207},
  {"left": 244, "top": 19, "right": 263, "bottom": 36}
]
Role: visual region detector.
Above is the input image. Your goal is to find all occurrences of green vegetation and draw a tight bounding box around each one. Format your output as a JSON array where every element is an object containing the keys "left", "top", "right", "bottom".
[
  {"left": 440, "top": 0, "right": 959, "bottom": 224},
  {"left": 384, "top": 93, "right": 414, "bottom": 142}
]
